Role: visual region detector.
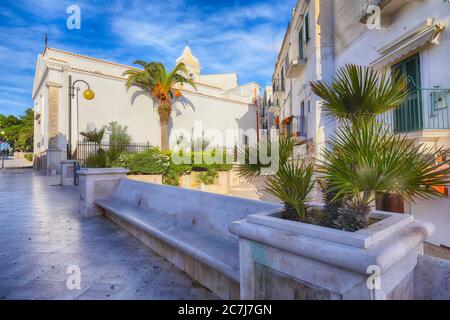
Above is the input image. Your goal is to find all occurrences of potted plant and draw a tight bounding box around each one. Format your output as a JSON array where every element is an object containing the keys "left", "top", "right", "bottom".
[{"left": 230, "top": 65, "right": 450, "bottom": 300}]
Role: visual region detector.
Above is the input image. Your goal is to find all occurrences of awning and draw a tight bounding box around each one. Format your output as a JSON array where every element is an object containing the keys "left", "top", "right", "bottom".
[{"left": 371, "top": 20, "right": 446, "bottom": 67}]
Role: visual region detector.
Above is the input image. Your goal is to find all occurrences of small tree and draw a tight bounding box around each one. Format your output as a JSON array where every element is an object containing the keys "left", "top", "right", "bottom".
[{"left": 107, "top": 122, "right": 131, "bottom": 162}]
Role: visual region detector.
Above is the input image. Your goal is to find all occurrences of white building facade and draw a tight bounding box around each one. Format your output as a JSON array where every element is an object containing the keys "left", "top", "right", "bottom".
[
  {"left": 271, "top": 0, "right": 336, "bottom": 160},
  {"left": 272, "top": 0, "right": 450, "bottom": 248},
  {"left": 32, "top": 46, "right": 259, "bottom": 173},
  {"left": 334, "top": 0, "right": 450, "bottom": 248}
]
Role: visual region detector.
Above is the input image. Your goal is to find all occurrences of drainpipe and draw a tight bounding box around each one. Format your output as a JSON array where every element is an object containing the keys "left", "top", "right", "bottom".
[{"left": 68, "top": 75, "right": 72, "bottom": 159}]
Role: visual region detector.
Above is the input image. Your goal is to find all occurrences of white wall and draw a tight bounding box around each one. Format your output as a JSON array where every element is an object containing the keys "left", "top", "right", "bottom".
[
  {"left": 410, "top": 197, "right": 450, "bottom": 247},
  {"left": 72, "top": 72, "right": 252, "bottom": 149}
]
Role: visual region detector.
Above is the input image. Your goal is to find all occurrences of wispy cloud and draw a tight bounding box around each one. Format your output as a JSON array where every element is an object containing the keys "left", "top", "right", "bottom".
[
  {"left": 0, "top": 0, "right": 296, "bottom": 116},
  {"left": 111, "top": 0, "right": 293, "bottom": 82}
]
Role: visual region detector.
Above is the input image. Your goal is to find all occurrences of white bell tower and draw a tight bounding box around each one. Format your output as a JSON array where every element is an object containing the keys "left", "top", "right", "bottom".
[{"left": 176, "top": 46, "right": 201, "bottom": 81}]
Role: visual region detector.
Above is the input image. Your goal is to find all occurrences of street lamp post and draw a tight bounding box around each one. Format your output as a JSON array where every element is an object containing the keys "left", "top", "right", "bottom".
[
  {"left": 67, "top": 75, "right": 95, "bottom": 159},
  {"left": 0, "top": 130, "right": 6, "bottom": 169}
]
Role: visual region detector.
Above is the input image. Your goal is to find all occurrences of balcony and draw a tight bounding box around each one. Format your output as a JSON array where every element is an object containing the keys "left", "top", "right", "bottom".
[
  {"left": 285, "top": 42, "right": 307, "bottom": 79},
  {"left": 286, "top": 58, "right": 307, "bottom": 79},
  {"left": 272, "top": 79, "right": 285, "bottom": 101},
  {"left": 379, "top": 85, "right": 450, "bottom": 134},
  {"left": 268, "top": 102, "right": 280, "bottom": 114}
]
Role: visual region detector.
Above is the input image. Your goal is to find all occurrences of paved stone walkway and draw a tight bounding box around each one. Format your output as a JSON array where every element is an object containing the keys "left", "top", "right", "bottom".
[{"left": 0, "top": 169, "right": 217, "bottom": 300}]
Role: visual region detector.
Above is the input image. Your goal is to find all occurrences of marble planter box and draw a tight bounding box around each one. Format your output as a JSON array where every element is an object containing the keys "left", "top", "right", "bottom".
[
  {"left": 127, "top": 174, "right": 163, "bottom": 184},
  {"left": 230, "top": 207, "right": 435, "bottom": 300},
  {"left": 126, "top": 171, "right": 231, "bottom": 195},
  {"left": 180, "top": 171, "right": 231, "bottom": 195},
  {"left": 60, "top": 160, "right": 75, "bottom": 186}
]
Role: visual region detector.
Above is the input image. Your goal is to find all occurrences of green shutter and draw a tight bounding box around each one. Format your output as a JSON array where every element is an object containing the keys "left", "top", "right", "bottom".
[
  {"left": 392, "top": 54, "right": 422, "bottom": 132},
  {"left": 305, "top": 12, "right": 310, "bottom": 43},
  {"left": 299, "top": 27, "right": 304, "bottom": 60}
]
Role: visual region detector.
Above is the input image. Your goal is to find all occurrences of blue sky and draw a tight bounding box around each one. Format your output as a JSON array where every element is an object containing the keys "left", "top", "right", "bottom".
[{"left": 0, "top": 0, "right": 296, "bottom": 116}]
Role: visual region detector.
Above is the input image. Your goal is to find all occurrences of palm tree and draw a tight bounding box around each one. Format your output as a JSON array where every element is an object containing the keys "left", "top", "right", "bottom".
[
  {"left": 310, "top": 64, "right": 408, "bottom": 124},
  {"left": 80, "top": 127, "right": 107, "bottom": 168},
  {"left": 235, "top": 136, "right": 316, "bottom": 221},
  {"left": 123, "top": 62, "right": 196, "bottom": 151},
  {"left": 313, "top": 65, "right": 450, "bottom": 231},
  {"left": 80, "top": 127, "right": 105, "bottom": 148},
  {"left": 320, "top": 120, "right": 450, "bottom": 231}
]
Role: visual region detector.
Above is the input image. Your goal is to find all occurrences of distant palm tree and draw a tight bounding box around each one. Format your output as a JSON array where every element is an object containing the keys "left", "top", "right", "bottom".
[
  {"left": 310, "top": 64, "right": 408, "bottom": 124},
  {"left": 123, "top": 62, "right": 196, "bottom": 151},
  {"left": 80, "top": 127, "right": 105, "bottom": 146}
]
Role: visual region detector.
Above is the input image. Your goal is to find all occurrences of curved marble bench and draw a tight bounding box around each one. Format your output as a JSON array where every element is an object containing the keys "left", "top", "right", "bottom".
[{"left": 94, "top": 178, "right": 282, "bottom": 299}]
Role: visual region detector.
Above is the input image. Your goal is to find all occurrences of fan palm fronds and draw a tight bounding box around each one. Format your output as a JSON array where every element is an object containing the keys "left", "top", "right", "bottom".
[
  {"left": 310, "top": 64, "right": 408, "bottom": 123},
  {"left": 320, "top": 120, "right": 450, "bottom": 230},
  {"left": 80, "top": 127, "right": 105, "bottom": 145}
]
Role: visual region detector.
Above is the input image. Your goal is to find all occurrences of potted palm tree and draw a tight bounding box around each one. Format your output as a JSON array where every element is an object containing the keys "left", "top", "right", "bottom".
[
  {"left": 230, "top": 65, "right": 450, "bottom": 300},
  {"left": 123, "top": 61, "right": 196, "bottom": 151}
]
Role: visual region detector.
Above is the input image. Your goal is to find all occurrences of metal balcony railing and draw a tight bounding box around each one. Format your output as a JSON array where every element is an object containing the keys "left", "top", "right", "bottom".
[{"left": 379, "top": 78, "right": 450, "bottom": 133}]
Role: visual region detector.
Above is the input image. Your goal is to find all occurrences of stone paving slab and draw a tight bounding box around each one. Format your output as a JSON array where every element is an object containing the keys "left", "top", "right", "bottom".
[{"left": 0, "top": 169, "right": 218, "bottom": 300}]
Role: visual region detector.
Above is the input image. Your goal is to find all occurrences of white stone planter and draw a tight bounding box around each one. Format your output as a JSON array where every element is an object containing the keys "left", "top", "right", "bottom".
[
  {"left": 60, "top": 160, "right": 75, "bottom": 186},
  {"left": 78, "top": 168, "right": 129, "bottom": 217},
  {"left": 127, "top": 174, "right": 163, "bottom": 184},
  {"left": 230, "top": 207, "right": 435, "bottom": 300}
]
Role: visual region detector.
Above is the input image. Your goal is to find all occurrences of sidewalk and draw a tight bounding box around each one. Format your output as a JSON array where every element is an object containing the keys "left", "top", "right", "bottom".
[{"left": 0, "top": 169, "right": 217, "bottom": 300}]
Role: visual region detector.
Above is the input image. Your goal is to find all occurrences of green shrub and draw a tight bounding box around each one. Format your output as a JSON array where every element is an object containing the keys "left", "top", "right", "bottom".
[
  {"left": 163, "top": 161, "right": 192, "bottom": 186},
  {"left": 198, "top": 166, "right": 218, "bottom": 185},
  {"left": 85, "top": 152, "right": 109, "bottom": 168},
  {"left": 24, "top": 153, "right": 33, "bottom": 162},
  {"left": 189, "top": 150, "right": 233, "bottom": 172},
  {"left": 111, "top": 149, "right": 232, "bottom": 185},
  {"left": 111, "top": 148, "right": 169, "bottom": 174}
]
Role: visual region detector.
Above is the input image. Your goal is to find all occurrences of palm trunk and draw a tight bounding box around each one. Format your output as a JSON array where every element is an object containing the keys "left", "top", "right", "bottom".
[
  {"left": 158, "top": 101, "right": 171, "bottom": 151},
  {"left": 160, "top": 118, "right": 169, "bottom": 151}
]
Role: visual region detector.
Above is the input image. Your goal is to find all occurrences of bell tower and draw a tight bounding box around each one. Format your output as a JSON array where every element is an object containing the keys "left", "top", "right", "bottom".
[{"left": 176, "top": 46, "right": 201, "bottom": 81}]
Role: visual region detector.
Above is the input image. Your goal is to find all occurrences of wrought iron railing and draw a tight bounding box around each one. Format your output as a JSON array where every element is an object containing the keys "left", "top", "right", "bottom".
[
  {"left": 74, "top": 141, "right": 152, "bottom": 164},
  {"left": 379, "top": 78, "right": 450, "bottom": 133}
]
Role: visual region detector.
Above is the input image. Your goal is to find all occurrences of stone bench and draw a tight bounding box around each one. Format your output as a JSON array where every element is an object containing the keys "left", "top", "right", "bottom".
[{"left": 87, "top": 175, "right": 281, "bottom": 299}]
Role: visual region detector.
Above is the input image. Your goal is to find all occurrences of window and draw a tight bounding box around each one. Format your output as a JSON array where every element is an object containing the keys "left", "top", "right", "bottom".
[
  {"left": 299, "top": 27, "right": 304, "bottom": 60},
  {"left": 304, "top": 11, "right": 310, "bottom": 43},
  {"left": 298, "top": 10, "right": 310, "bottom": 59},
  {"left": 285, "top": 53, "right": 290, "bottom": 73},
  {"left": 300, "top": 101, "right": 307, "bottom": 137},
  {"left": 243, "top": 135, "right": 249, "bottom": 146}
]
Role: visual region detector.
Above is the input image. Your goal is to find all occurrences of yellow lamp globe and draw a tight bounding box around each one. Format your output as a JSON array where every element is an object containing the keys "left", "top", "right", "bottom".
[
  {"left": 0, "top": 131, "right": 5, "bottom": 136},
  {"left": 83, "top": 89, "right": 95, "bottom": 100}
]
